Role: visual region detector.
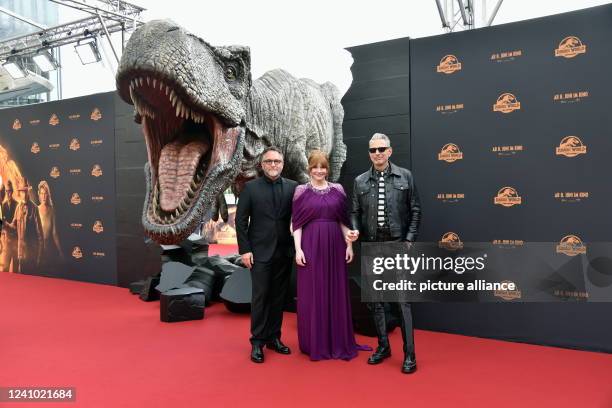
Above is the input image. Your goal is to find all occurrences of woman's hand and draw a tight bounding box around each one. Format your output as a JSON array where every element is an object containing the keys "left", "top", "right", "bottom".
[
  {"left": 345, "top": 245, "right": 354, "bottom": 264},
  {"left": 346, "top": 230, "right": 359, "bottom": 243},
  {"left": 295, "top": 248, "right": 307, "bottom": 266}
]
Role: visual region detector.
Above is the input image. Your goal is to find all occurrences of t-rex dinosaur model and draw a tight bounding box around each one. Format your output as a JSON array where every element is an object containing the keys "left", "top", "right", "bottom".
[{"left": 116, "top": 20, "right": 346, "bottom": 244}]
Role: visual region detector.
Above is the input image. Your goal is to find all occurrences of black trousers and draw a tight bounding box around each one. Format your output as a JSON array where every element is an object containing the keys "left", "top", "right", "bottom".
[
  {"left": 369, "top": 227, "right": 415, "bottom": 355},
  {"left": 250, "top": 250, "right": 292, "bottom": 345}
]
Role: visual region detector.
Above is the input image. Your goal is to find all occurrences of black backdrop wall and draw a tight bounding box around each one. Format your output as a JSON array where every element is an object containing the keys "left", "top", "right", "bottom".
[{"left": 342, "top": 4, "right": 612, "bottom": 352}]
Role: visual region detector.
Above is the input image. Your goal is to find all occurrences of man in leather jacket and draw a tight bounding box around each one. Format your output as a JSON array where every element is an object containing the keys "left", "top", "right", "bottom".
[{"left": 349, "top": 133, "right": 421, "bottom": 374}]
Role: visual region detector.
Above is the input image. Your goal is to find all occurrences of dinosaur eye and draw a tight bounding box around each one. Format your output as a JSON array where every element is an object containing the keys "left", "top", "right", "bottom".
[{"left": 225, "top": 65, "right": 237, "bottom": 80}]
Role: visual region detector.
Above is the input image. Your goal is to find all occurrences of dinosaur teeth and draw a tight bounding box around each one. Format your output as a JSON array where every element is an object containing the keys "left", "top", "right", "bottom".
[
  {"left": 179, "top": 200, "right": 188, "bottom": 212},
  {"left": 153, "top": 78, "right": 157, "bottom": 88},
  {"left": 129, "top": 86, "right": 136, "bottom": 104}
]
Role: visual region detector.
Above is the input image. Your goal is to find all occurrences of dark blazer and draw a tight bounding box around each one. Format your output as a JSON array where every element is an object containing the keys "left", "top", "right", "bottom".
[{"left": 236, "top": 176, "right": 298, "bottom": 262}]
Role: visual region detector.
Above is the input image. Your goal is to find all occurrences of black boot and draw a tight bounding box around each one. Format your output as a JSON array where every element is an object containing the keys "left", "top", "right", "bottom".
[
  {"left": 367, "top": 345, "right": 391, "bottom": 364},
  {"left": 250, "top": 344, "right": 264, "bottom": 363},
  {"left": 402, "top": 353, "right": 417, "bottom": 374}
]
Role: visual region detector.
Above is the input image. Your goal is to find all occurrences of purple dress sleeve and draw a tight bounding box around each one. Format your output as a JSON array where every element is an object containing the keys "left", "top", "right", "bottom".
[
  {"left": 292, "top": 184, "right": 314, "bottom": 231},
  {"left": 331, "top": 183, "right": 351, "bottom": 227}
]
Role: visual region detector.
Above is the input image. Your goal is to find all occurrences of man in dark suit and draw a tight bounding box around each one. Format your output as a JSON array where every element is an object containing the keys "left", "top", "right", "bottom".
[{"left": 236, "top": 146, "right": 298, "bottom": 363}]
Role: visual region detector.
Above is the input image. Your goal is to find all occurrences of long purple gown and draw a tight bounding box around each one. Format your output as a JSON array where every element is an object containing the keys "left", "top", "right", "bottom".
[{"left": 292, "top": 182, "right": 369, "bottom": 361}]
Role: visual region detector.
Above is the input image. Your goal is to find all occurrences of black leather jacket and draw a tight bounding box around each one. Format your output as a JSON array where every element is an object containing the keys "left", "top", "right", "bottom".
[{"left": 350, "top": 162, "right": 421, "bottom": 242}]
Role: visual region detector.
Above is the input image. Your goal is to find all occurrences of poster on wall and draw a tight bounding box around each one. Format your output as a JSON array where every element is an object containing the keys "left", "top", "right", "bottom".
[{"left": 0, "top": 93, "right": 117, "bottom": 284}]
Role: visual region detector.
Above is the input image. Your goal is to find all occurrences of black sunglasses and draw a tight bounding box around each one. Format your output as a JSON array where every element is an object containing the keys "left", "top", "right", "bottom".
[{"left": 369, "top": 147, "right": 389, "bottom": 153}]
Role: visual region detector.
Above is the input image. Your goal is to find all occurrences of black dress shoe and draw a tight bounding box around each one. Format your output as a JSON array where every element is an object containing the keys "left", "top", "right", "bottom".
[
  {"left": 367, "top": 345, "right": 391, "bottom": 365},
  {"left": 266, "top": 338, "right": 291, "bottom": 354},
  {"left": 251, "top": 345, "right": 264, "bottom": 363},
  {"left": 401, "top": 353, "right": 417, "bottom": 374}
]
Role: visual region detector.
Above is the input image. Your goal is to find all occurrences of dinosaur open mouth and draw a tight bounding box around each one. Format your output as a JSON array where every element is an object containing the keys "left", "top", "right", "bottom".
[{"left": 125, "top": 74, "right": 243, "bottom": 234}]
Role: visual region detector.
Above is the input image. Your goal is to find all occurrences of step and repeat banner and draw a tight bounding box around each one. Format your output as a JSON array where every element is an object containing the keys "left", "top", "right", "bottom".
[
  {"left": 0, "top": 93, "right": 117, "bottom": 284},
  {"left": 410, "top": 6, "right": 612, "bottom": 301}
]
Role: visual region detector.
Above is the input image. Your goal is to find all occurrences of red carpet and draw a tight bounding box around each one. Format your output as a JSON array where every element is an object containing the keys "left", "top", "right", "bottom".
[{"left": 1, "top": 273, "right": 611, "bottom": 408}]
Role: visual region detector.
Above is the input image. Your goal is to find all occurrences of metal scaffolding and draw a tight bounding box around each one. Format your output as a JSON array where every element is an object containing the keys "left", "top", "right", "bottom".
[
  {"left": 0, "top": 0, "right": 145, "bottom": 62},
  {"left": 435, "top": 0, "right": 504, "bottom": 32}
]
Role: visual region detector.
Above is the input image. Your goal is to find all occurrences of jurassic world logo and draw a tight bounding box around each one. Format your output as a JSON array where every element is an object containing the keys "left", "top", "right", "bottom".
[
  {"left": 494, "top": 281, "right": 522, "bottom": 300},
  {"left": 90, "top": 108, "right": 102, "bottom": 121},
  {"left": 494, "top": 187, "right": 522, "bottom": 207},
  {"left": 72, "top": 246, "right": 83, "bottom": 259},
  {"left": 49, "top": 114, "right": 60, "bottom": 126},
  {"left": 30, "top": 142, "right": 40, "bottom": 154},
  {"left": 493, "top": 93, "right": 521, "bottom": 113},
  {"left": 93, "top": 220, "right": 104, "bottom": 233},
  {"left": 50, "top": 167, "right": 60, "bottom": 178},
  {"left": 29, "top": 119, "right": 40, "bottom": 126},
  {"left": 556, "top": 136, "right": 587, "bottom": 157},
  {"left": 70, "top": 223, "right": 83, "bottom": 229},
  {"left": 70, "top": 193, "right": 81, "bottom": 205},
  {"left": 556, "top": 235, "right": 587, "bottom": 256},
  {"left": 12, "top": 119, "right": 21, "bottom": 130},
  {"left": 91, "top": 164, "right": 103, "bottom": 177},
  {"left": 69, "top": 114, "right": 81, "bottom": 120},
  {"left": 436, "top": 193, "right": 464, "bottom": 203},
  {"left": 555, "top": 36, "right": 587, "bottom": 58},
  {"left": 69, "top": 138, "right": 81, "bottom": 151},
  {"left": 439, "top": 232, "right": 463, "bottom": 251},
  {"left": 436, "top": 55, "right": 462, "bottom": 74},
  {"left": 438, "top": 143, "right": 463, "bottom": 163}
]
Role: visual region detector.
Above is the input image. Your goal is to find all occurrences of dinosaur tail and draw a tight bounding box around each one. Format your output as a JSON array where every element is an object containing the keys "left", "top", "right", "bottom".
[{"left": 320, "top": 82, "right": 346, "bottom": 182}]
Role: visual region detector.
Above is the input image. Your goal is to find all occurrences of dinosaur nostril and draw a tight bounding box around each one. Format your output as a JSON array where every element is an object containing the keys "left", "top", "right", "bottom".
[{"left": 167, "top": 26, "right": 179, "bottom": 32}]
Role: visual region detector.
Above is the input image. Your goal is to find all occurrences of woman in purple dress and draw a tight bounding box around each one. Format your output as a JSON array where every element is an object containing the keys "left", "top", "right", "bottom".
[{"left": 292, "top": 150, "right": 370, "bottom": 361}]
